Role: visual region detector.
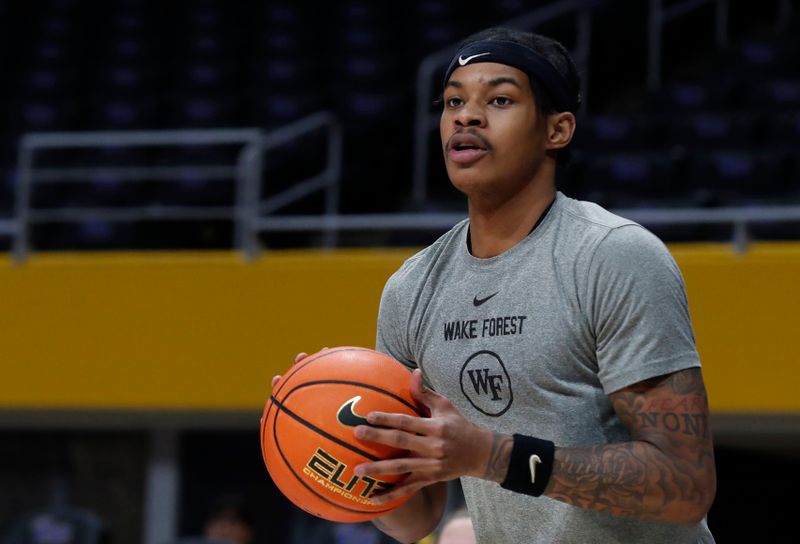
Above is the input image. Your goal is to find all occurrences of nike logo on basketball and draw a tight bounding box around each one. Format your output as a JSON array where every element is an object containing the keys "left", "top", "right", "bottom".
[
  {"left": 473, "top": 292, "right": 499, "bottom": 306},
  {"left": 337, "top": 396, "right": 369, "bottom": 427},
  {"left": 458, "top": 52, "right": 491, "bottom": 65}
]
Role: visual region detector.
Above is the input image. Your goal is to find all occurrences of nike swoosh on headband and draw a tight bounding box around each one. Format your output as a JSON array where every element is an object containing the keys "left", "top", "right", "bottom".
[
  {"left": 458, "top": 52, "right": 491, "bottom": 65},
  {"left": 444, "top": 40, "right": 579, "bottom": 112}
]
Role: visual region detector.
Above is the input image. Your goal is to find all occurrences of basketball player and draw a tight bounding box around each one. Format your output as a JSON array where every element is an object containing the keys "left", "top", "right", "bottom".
[{"left": 347, "top": 27, "right": 717, "bottom": 543}]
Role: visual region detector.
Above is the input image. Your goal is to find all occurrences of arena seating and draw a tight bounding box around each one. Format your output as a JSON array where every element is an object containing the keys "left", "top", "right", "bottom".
[{"left": 0, "top": 1, "right": 796, "bottom": 250}]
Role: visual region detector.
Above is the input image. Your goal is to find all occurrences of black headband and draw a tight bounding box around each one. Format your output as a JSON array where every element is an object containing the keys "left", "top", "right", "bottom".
[{"left": 443, "top": 40, "right": 579, "bottom": 113}]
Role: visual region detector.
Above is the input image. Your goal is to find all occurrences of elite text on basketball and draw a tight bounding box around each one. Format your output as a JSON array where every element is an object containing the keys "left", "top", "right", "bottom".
[{"left": 304, "top": 447, "right": 394, "bottom": 504}]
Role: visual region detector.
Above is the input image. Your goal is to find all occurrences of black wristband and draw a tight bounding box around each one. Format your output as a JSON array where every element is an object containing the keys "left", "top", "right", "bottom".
[{"left": 500, "top": 434, "right": 555, "bottom": 497}]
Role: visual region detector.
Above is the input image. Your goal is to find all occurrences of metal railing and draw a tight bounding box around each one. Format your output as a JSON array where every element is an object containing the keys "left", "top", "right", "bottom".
[
  {"left": 9, "top": 121, "right": 800, "bottom": 259},
  {"left": 14, "top": 127, "right": 262, "bottom": 261},
  {"left": 240, "top": 111, "right": 342, "bottom": 259},
  {"left": 610, "top": 205, "right": 800, "bottom": 254},
  {"left": 11, "top": 112, "right": 342, "bottom": 262},
  {"left": 648, "top": 0, "right": 794, "bottom": 90},
  {"left": 247, "top": 203, "right": 800, "bottom": 255},
  {"left": 411, "top": 0, "right": 599, "bottom": 205},
  {"left": 647, "top": 0, "right": 729, "bottom": 92}
]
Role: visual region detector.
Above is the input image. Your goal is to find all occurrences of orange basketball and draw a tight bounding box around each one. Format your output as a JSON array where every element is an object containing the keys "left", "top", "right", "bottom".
[{"left": 260, "top": 346, "right": 426, "bottom": 523}]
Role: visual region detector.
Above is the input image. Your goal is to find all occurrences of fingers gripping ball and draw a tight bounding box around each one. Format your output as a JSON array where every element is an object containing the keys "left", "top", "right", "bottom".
[{"left": 260, "top": 346, "right": 426, "bottom": 522}]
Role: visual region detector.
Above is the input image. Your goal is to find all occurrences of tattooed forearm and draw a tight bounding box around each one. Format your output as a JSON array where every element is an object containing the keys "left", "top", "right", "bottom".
[
  {"left": 546, "top": 441, "right": 700, "bottom": 522},
  {"left": 544, "top": 368, "right": 716, "bottom": 525},
  {"left": 483, "top": 432, "right": 513, "bottom": 482}
]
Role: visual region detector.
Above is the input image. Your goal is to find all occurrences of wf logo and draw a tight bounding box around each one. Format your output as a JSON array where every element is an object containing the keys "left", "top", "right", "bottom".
[
  {"left": 460, "top": 350, "right": 513, "bottom": 417},
  {"left": 466, "top": 368, "right": 505, "bottom": 400}
]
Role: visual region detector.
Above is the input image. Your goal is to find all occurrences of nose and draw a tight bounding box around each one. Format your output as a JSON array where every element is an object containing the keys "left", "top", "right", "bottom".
[{"left": 454, "top": 103, "right": 486, "bottom": 128}]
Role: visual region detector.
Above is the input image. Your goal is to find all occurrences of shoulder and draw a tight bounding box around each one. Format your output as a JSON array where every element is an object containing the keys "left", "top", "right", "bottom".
[
  {"left": 592, "top": 224, "right": 677, "bottom": 278},
  {"left": 554, "top": 193, "right": 673, "bottom": 267},
  {"left": 383, "top": 218, "right": 468, "bottom": 293},
  {"left": 558, "top": 193, "right": 637, "bottom": 231}
]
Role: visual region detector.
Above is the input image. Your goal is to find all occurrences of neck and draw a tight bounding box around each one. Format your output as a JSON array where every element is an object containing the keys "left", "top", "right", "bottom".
[{"left": 467, "top": 178, "right": 556, "bottom": 259}]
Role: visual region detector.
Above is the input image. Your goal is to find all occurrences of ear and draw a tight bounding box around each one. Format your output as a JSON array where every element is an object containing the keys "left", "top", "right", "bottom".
[{"left": 545, "top": 112, "right": 576, "bottom": 151}]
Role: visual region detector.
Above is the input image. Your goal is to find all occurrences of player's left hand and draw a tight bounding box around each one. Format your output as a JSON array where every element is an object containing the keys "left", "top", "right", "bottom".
[
  {"left": 270, "top": 348, "right": 328, "bottom": 388},
  {"left": 353, "top": 368, "right": 502, "bottom": 505}
]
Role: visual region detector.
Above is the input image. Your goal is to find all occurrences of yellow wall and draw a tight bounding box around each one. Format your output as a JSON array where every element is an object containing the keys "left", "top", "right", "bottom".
[{"left": 0, "top": 243, "right": 798, "bottom": 413}]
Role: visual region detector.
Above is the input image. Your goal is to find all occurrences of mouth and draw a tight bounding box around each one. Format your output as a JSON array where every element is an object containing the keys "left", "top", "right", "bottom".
[
  {"left": 448, "top": 146, "right": 488, "bottom": 164},
  {"left": 447, "top": 132, "right": 490, "bottom": 165}
]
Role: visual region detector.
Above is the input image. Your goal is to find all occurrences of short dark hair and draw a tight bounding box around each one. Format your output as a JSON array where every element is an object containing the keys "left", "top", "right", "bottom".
[{"left": 455, "top": 27, "right": 581, "bottom": 165}]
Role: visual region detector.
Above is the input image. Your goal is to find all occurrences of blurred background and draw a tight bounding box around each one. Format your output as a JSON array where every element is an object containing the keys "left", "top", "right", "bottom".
[{"left": 0, "top": 0, "right": 798, "bottom": 543}]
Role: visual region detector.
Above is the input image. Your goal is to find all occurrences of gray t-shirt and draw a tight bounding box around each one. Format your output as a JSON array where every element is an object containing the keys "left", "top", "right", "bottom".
[{"left": 376, "top": 193, "right": 714, "bottom": 543}]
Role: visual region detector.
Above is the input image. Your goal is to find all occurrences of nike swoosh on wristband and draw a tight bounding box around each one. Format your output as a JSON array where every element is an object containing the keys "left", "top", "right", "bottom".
[
  {"left": 458, "top": 52, "right": 491, "bottom": 66},
  {"left": 473, "top": 291, "right": 499, "bottom": 307},
  {"left": 337, "top": 396, "right": 370, "bottom": 427},
  {"left": 529, "top": 454, "right": 542, "bottom": 483}
]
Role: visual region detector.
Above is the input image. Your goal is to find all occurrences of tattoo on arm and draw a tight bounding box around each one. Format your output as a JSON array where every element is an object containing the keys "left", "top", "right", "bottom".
[
  {"left": 483, "top": 432, "right": 513, "bottom": 482},
  {"left": 544, "top": 368, "right": 716, "bottom": 523}
]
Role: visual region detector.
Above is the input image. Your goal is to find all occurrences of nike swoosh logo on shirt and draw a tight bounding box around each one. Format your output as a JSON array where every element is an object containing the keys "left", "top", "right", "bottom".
[
  {"left": 458, "top": 52, "right": 491, "bottom": 66},
  {"left": 473, "top": 292, "right": 499, "bottom": 307},
  {"left": 337, "top": 396, "right": 369, "bottom": 427}
]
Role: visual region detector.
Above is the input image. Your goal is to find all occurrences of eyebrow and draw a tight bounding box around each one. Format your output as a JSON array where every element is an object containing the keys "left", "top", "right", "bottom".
[{"left": 445, "top": 76, "right": 524, "bottom": 90}]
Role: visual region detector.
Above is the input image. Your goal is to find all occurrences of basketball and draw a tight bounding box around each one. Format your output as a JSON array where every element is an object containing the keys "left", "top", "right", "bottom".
[{"left": 260, "top": 346, "right": 427, "bottom": 523}]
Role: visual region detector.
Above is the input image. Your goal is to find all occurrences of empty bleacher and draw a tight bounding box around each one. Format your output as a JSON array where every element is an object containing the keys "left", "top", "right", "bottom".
[{"left": 0, "top": 0, "right": 796, "bottom": 253}]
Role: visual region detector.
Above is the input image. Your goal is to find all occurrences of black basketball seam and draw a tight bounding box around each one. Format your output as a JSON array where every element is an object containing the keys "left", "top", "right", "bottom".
[
  {"left": 270, "top": 401, "right": 397, "bottom": 517},
  {"left": 268, "top": 347, "right": 420, "bottom": 425},
  {"left": 266, "top": 347, "right": 368, "bottom": 425},
  {"left": 270, "top": 394, "right": 381, "bottom": 462},
  {"left": 284, "top": 380, "right": 426, "bottom": 417},
  {"left": 271, "top": 347, "right": 375, "bottom": 400}
]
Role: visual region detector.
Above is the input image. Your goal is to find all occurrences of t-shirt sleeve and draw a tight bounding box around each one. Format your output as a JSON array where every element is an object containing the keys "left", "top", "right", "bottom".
[
  {"left": 586, "top": 225, "right": 701, "bottom": 393},
  {"left": 375, "top": 271, "right": 418, "bottom": 371}
]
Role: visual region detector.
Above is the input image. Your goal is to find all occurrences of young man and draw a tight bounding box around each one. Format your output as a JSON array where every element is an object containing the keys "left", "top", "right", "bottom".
[{"left": 351, "top": 27, "right": 717, "bottom": 543}]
